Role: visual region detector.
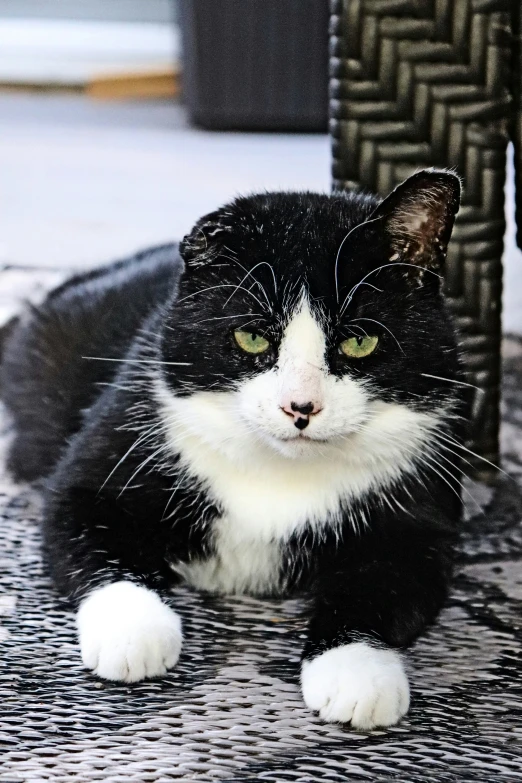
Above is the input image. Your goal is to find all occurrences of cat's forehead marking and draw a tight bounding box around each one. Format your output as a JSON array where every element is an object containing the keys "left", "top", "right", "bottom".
[{"left": 279, "top": 296, "right": 327, "bottom": 369}]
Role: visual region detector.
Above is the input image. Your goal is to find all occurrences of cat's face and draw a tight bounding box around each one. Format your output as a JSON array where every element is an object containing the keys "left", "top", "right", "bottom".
[{"left": 159, "top": 171, "right": 462, "bottom": 472}]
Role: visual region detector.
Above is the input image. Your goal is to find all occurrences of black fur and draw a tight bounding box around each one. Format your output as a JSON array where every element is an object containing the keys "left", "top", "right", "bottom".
[{"left": 0, "top": 172, "right": 467, "bottom": 666}]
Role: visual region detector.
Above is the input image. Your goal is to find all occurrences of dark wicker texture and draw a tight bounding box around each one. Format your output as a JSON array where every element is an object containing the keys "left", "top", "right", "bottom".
[{"left": 330, "top": 0, "right": 516, "bottom": 472}]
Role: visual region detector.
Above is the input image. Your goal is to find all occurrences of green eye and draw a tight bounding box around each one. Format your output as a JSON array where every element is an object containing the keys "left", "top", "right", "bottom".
[
  {"left": 340, "top": 335, "right": 379, "bottom": 358},
  {"left": 234, "top": 329, "right": 270, "bottom": 354}
]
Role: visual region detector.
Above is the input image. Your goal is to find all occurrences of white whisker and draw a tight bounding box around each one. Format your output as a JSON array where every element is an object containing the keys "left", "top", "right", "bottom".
[
  {"left": 224, "top": 259, "right": 277, "bottom": 306},
  {"left": 432, "top": 431, "right": 510, "bottom": 479},
  {"left": 98, "top": 423, "right": 169, "bottom": 493},
  {"left": 196, "top": 313, "right": 262, "bottom": 324},
  {"left": 333, "top": 217, "right": 382, "bottom": 304},
  {"left": 340, "top": 261, "right": 442, "bottom": 316},
  {"left": 117, "top": 443, "right": 170, "bottom": 497},
  {"left": 83, "top": 356, "right": 192, "bottom": 367},
  {"left": 177, "top": 283, "right": 269, "bottom": 313},
  {"left": 420, "top": 373, "right": 483, "bottom": 393}
]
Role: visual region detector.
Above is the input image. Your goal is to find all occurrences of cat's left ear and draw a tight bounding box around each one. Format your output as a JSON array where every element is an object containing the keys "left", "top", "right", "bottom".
[{"left": 369, "top": 169, "right": 461, "bottom": 273}]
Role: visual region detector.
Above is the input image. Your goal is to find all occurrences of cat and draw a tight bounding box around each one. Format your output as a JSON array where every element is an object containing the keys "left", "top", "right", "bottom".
[{"left": 0, "top": 169, "right": 467, "bottom": 730}]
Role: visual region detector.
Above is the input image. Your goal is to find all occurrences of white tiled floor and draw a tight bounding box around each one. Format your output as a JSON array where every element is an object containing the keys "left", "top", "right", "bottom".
[{"left": 1, "top": 92, "right": 521, "bottom": 331}]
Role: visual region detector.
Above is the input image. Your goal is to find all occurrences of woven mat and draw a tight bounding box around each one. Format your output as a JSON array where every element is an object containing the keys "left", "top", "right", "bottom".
[{"left": 2, "top": 268, "right": 522, "bottom": 782}]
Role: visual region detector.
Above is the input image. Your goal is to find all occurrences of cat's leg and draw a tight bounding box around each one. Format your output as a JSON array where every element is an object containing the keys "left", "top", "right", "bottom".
[
  {"left": 301, "top": 527, "right": 454, "bottom": 729},
  {"left": 44, "top": 484, "right": 183, "bottom": 683}
]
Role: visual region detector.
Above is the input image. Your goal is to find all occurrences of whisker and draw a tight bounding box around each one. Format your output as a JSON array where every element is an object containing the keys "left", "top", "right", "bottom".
[
  {"left": 420, "top": 451, "right": 482, "bottom": 513},
  {"left": 432, "top": 431, "right": 510, "bottom": 479},
  {"left": 428, "top": 438, "right": 476, "bottom": 474},
  {"left": 224, "top": 259, "right": 278, "bottom": 303},
  {"left": 420, "top": 373, "right": 483, "bottom": 393},
  {"left": 340, "top": 325, "right": 369, "bottom": 339},
  {"left": 83, "top": 356, "right": 192, "bottom": 367},
  {"left": 340, "top": 261, "right": 442, "bottom": 316},
  {"left": 117, "top": 443, "right": 170, "bottom": 497},
  {"left": 196, "top": 313, "right": 263, "bottom": 324},
  {"left": 350, "top": 323, "right": 369, "bottom": 336},
  {"left": 352, "top": 420, "right": 476, "bottom": 507},
  {"left": 222, "top": 263, "right": 275, "bottom": 310},
  {"left": 98, "top": 423, "right": 169, "bottom": 494},
  {"left": 333, "top": 216, "right": 382, "bottom": 304},
  {"left": 177, "top": 283, "right": 269, "bottom": 312}
]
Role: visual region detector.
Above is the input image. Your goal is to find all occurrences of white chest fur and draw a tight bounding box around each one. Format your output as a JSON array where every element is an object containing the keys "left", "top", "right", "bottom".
[
  {"left": 156, "top": 378, "right": 438, "bottom": 595},
  {"left": 170, "top": 453, "right": 354, "bottom": 595}
]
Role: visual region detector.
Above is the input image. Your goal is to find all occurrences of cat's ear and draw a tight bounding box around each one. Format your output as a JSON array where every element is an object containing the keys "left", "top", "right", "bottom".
[
  {"left": 179, "top": 210, "right": 235, "bottom": 269},
  {"left": 369, "top": 169, "right": 461, "bottom": 274}
]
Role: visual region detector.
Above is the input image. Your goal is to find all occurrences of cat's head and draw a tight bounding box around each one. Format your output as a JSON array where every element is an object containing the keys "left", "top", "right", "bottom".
[{"left": 157, "top": 170, "right": 463, "bottom": 477}]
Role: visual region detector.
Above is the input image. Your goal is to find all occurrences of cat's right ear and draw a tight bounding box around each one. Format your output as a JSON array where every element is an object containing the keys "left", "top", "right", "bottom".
[{"left": 179, "top": 211, "right": 234, "bottom": 269}]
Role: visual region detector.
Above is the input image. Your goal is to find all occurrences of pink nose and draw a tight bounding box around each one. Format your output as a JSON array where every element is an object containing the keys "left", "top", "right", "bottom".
[{"left": 281, "top": 401, "right": 322, "bottom": 430}]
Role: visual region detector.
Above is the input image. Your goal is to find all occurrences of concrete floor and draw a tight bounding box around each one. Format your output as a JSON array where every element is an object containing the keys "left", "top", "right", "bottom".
[{"left": 1, "top": 92, "right": 521, "bottom": 332}]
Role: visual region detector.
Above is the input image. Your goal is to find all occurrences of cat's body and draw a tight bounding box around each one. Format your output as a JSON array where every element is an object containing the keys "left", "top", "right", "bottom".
[
  {"left": 1, "top": 244, "right": 181, "bottom": 481},
  {"left": 0, "top": 172, "right": 467, "bottom": 729}
]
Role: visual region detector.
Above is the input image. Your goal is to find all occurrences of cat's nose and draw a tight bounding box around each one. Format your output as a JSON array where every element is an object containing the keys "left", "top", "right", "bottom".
[
  {"left": 282, "top": 401, "right": 322, "bottom": 429},
  {"left": 290, "top": 401, "right": 315, "bottom": 415}
]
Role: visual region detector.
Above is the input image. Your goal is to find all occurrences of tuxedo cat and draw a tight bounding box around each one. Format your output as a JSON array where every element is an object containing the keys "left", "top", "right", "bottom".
[{"left": 0, "top": 170, "right": 467, "bottom": 730}]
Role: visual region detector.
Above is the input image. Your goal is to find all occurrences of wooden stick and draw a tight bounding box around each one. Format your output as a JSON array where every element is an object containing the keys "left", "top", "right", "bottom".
[{"left": 86, "top": 67, "right": 180, "bottom": 101}]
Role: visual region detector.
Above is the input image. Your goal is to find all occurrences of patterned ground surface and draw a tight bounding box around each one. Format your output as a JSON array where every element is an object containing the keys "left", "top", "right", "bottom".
[{"left": 1, "top": 270, "right": 522, "bottom": 781}]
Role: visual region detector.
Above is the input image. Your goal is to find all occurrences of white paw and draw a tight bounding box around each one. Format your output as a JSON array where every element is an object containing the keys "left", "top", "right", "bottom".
[
  {"left": 301, "top": 642, "right": 409, "bottom": 729},
  {"left": 77, "top": 581, "right": 182, "bottom": 682}
]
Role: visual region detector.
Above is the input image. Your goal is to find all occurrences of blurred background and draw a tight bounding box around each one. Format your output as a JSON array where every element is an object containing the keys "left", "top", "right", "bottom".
[{"left": 0, "top": 0, "right": 520, "bottom": 332}]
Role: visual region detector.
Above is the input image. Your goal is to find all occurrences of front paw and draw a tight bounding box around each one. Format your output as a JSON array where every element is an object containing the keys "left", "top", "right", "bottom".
[
  {"left": 77, "top": 581, "right": 182, "bottom": 682},
  {"left": 301, "top": 642, "right": 409, "bottom": 729}
]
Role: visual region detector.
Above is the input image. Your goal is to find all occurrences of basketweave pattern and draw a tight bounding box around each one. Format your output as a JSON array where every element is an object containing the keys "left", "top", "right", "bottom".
[
  {"left": 330, "top": 0, "right": 513, "bottom": 470},
  {"left": 0, "top": 269, "right": 522, "bottom": 782},
  {"left": 1, "top": 338, "right": 522, "bottom": 782}
]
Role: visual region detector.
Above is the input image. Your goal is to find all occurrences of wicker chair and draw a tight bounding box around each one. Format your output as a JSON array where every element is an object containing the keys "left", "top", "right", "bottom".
[{"left": 330, "top": 0, "right": 518, "bottom": 474}]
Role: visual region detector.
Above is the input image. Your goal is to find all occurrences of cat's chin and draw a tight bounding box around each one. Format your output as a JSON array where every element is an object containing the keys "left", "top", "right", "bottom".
[{"left": 263, "top": 433, "right": 337, "bottom": 460}]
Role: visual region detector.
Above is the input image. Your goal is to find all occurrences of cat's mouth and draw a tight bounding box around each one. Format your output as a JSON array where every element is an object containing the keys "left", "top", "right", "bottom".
[
  {"left": 264, "top": 426, "right": 362, "bottom": 454},
  {"left": 295, "top": 433, "right": 330, "bottom": 443},
  {"left": 272, "top": 432, "right": 332, "bottom": 445},
  {"left": 261, "top": 431, "right": 350, "bottom": 461}
]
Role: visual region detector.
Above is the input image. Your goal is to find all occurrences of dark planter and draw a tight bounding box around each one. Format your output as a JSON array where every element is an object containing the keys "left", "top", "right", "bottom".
[{"left": 179, "top": 0, "right": 329, "bottom": 131}]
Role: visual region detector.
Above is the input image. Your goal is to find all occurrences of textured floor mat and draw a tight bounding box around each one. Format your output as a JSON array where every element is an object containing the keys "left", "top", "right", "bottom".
[{"left": 2, "top": 269, "right": 522, "bottom": 781}]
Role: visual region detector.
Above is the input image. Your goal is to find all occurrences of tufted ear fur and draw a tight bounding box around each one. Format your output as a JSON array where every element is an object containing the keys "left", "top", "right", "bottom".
[
  {"left": 369, "top": 169, "right": 461, "bottom": 275},
  {"left": 179, "top": 210, "right": 235, "bottom": 269}
]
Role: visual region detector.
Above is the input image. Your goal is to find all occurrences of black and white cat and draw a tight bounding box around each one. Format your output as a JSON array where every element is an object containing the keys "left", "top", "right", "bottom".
[{"left": 0, "top": 170, "right": 467, "bottom": 730}]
